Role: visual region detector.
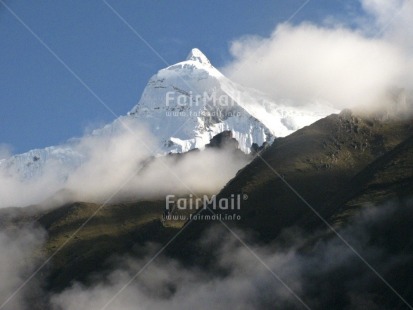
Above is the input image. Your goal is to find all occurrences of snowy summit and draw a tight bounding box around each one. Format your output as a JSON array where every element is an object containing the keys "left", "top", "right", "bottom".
[
  {"left": 186, "top": 48, "right": 212, "bottom": 66},
  {"left": 127, "top": 47, "right": 274, "bottom": 153}
]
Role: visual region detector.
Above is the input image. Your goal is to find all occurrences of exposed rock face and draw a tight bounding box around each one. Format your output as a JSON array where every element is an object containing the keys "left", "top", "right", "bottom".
[{"left": 205, "top": 131, "right": 239, "bottom": 150}]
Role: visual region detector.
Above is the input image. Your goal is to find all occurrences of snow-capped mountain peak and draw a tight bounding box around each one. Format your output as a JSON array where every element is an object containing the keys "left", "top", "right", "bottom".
[
  {"left": 186, "top": 48, "right": 211, "bottom": 66},
  {"left": 126, "top": 48, "right": 278, "bottom": 153}
]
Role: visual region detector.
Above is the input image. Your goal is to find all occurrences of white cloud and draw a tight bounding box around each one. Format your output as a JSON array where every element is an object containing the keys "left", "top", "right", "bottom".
[
  {"left": 223, "top": 0, "right": 413, "bottom": 113},
  {"left": 66, "top": 130, "right": 249, "bottom": 203},
  {"left": 0, "top": 121, "right": 248, "bottom": 208}
]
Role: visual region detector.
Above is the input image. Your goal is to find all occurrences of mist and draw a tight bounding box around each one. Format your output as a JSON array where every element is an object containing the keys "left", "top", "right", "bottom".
[
  {"left": 0, "top": 119, "right": 249, "bottom": 208},
  {"left": 0, "top": 226, "right": 46, "bottom": 310},
  {"left": 66, "top": 127, "right": 249, "bottom": 203},
  {"left": 49, "top": 199, "right": 413, "bottom": 310},
  {"left": 222, "top": 0, "right": 413, "bottom": 115}
]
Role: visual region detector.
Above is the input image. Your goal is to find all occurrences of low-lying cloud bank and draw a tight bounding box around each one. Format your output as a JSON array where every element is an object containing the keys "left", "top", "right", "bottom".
[
  {"left": 0, "top": 120, "right": 249, "bottom": 208},
  {"left": 48, "top": 199, "right": 413, "bottom": 310},
  {"left": 223, "top": 0, "right": 413, "bottom": 115},
  {"left": 66, "top": 126, "right": 249, "bottom": 204}
]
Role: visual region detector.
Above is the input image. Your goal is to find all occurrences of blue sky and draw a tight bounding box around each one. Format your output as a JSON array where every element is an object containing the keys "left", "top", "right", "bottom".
[{"left": 0, "top": 0, "right": 363, "bottom": 154}]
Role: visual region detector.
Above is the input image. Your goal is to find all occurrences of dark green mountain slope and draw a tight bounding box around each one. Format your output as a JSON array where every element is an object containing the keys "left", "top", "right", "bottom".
[
  {"left": 335, "top": 134, "right": 413, "bottom": 217},
  {"left": 176, "top": 111, "right": 412, "bottom": 240},
  {"left": 167, "top": 111, "right": 413, "bottom": 260}
]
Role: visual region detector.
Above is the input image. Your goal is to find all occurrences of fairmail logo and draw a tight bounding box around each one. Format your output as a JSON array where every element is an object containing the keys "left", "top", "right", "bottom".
[
  {"left": 165, "top": 90, "right": 240, "bottom": 107},
  {"left": 165, "top": 193, "right": 248, "bottom": 211}
]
